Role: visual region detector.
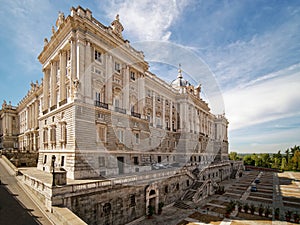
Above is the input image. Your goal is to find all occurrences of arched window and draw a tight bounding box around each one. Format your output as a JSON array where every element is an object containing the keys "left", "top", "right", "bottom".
[
  {"left": 165, "top": 185, "right": 168, "bottom": 193},
  {"left": 103, "top": 203, "right": 111, "bottom": 215}
]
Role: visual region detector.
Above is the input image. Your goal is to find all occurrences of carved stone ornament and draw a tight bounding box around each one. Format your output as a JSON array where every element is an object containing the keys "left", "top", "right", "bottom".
[{"left": 111, "top": 14, "right": 124, "bottom": 38}]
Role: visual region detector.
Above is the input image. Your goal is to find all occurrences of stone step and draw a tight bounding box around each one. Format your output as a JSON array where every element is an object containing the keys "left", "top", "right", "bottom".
[
  {"left": 184, "top": 190, "right": 195, "bottom": 201},
  {"left": 173, "top": 201, "right": 192, "bottom": 209}
]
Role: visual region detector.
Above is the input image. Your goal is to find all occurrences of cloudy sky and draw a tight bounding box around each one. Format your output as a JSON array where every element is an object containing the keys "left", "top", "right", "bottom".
[{"left": 0, "top": 0, "right": 299, "bottom": 153}]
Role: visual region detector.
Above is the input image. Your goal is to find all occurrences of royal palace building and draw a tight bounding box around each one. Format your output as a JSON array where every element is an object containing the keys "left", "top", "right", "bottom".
[{"left": 0, "top": 6, "right": 243, "bottom": 225}]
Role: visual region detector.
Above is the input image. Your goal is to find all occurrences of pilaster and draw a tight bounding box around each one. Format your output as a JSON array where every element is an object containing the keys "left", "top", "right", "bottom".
[
  {"left": 124, "top": 65, "right": 130, "bottom": 112},
  {"left": 50, "top": 61, "right": 57, "bottom": 108},
  {"left": 152, "top": 92, "right": 156, "bottom": 127},
  {"left": 59, "top": 50, "right": 67, "bottom": 103},
  {"left": 162, "top": 98, "right": 165, "bottom": 129},
  {"left": 105, "top": 54, "right": 113, "bottom": 105},
  {"left": 84, "top": 41, "right": 92, "bottom": 103},
  {"left": 43, "top": 68, "right": 50, "bottom": 112}
]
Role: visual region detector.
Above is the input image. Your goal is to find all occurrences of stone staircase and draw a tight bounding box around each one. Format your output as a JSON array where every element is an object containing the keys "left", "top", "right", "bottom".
[
  {"left": 183, "top": 190, "right": 196, "bottom": 201},
  {"left": 230, "top": 169, "right": 238, "bottom": 179},
  {"left": 182, "top": 180, "right": 205, "bottom": 201},
  {"left": 173, "top": 200, "right": 192, "bottom": 209},
  {"left": 191, "top": 181, "right": 203, "bottom": 189}
]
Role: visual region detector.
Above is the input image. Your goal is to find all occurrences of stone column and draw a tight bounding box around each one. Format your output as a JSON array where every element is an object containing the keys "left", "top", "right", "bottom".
[
  {"left": 70, "top": 38, "right": 77, "bottom": 99},
  {"left": 33, "top": 132, "right": 36, "bottom": 151},
  {"left": 124, "top": 65, "right": 130, "bottom": 112},
  {"left": 105, "top": 54, "right": 113, "bottom": 105},
  {"left": 170, "top": 101, "right": 172, "bottom": 130},
  {"left": 162, "top": 98, "right": 165, "bottom": 129},
  {"left": 43, "top": 68, "right": 50, "bottom": 112},
  {"left": 137, "top": 73, "right": 145, "bottom": 115},
  {"left": 77, "top": 39, "right": 85, "bottom": 79},
  {"left": 70, "top": 38, "right": 77, "bottom": 80},
  {"left": 59, "top": 50, "right": 67, "bottom": 104},
  {"left": 152, "top": 92, "right": 156, "bottom": 127},
  {"left": 50, "top": 61, "right": 57, "bottom": 108},
  {"left": 8, "top": 114, "right": 12, "bottom": 135},
  {"left": 31, "top": 103, "right": 34, "bottom": 129},
  {"left": 35, "top": 100, "right": 39, "bottom": 128},
  {"left": 84, "top": 41, "right": 92, "bottom": 102},
  {"left": 27, "top": 105, "right": 31, "bottom": 129}
]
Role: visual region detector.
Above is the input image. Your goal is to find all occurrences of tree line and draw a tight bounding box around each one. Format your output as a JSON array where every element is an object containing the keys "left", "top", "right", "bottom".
[{"left": 229, "top": 145, "right": 300, "bottom": 171}]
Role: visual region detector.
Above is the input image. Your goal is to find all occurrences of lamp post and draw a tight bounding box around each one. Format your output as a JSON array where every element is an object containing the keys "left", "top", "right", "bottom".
[{"left": 52, "top": 155, "right": 56, "bottom": 187}]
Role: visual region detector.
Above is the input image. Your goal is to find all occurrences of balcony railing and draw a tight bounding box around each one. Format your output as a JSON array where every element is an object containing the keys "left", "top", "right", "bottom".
[
  {"left": 131, "top": 111, "right": 141, "bottom": 118},
  {"left": 156, "top": 125, "right": 163, "bottom": 129},
  {"left": 94, "top": 101, "right": 108, "bottom": 109},
  {"left": 50, "top": 105, "right": 57, "bottom": 111},
  {"left": 115, "top": 107, "right": 126, "bottom": 114}
]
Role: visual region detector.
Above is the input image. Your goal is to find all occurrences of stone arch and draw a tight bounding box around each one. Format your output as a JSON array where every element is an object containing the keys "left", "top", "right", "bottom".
[{"left": 145, "top": 183, "right": 159, "bottom": 214}]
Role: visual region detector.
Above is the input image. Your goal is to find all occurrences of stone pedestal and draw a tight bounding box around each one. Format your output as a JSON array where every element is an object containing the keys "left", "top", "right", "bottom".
[{"left": 53, "top": 169, "right": 67, "bottom": 185}]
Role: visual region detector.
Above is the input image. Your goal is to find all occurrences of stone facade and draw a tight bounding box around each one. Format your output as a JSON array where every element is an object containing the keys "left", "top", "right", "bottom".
[
  {"left": 33, "top": 6, "right": 229, "bottom": 179},
  {"left": 0, "top": 6, "right": 243, "bottom": 225}
]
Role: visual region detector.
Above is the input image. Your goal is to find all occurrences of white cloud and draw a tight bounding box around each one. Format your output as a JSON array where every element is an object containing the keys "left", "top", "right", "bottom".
[
  {"left": 223, "top": 63, "right": 300, "bottom": 131},
  {"left": 0, "top": 0, "right": 54, "bottom": 73},
  {"left": 202, "top": 14, "right": 300, "bottom": 90},
  {"left": 104, "top": 0, "right": 190, "bottom": 41}
]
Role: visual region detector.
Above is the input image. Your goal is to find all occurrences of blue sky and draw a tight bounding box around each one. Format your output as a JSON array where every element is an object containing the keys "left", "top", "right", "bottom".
[{"left": 0, "top": 0, "right": 299, "bottom": 153}]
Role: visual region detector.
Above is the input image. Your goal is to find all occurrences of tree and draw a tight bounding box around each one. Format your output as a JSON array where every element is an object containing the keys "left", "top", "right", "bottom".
[
  {"left": 285, "top": 149, "right": 290, "bottom": 162},
  {"left": 290, "top": 145, "right": 300, "bottom": 157},
  {"left": 243, "top": 155, "right": 255, "bottom": 166},
  {"left": 281, "top": 157, "right": 287, "bottom": 171},
  {"left": 261, "top": 153, "right": 271, "bottom": 168},
  {"left": 291, "top": 150, "right": 300, "bottom": 171},
  {"left": 272, "top": 157, "right": 280, "bottom": 169},
  {"left": 229, "top": 152, "right": 239, "bottom": 161}
]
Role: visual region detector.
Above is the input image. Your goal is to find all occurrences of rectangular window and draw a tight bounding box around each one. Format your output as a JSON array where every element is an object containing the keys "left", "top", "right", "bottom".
[
  {"left": 114, "top": 99, "right": 120, "bottom": 107},
  {"left": 50, "top": 127, "right": 56, "bottom": 143},
  {"left": 130, "top": 71, "right": 135, "bottom": 80},
  {"left": 117, "top": 130, "right": 124, "bottom": 143},
  {"left": 156, "top": 117, "right": 161, "bottom": 126},
  {"left": 98, "top": 126, "right": 107, "bottom": 142},
  {"left": 43, "top": 129, "right": 48, "bottom": 143},
  {"left": 158, "top": 155, "right": 162, "bottom": 163},
  {"left": 61, "top": 156, "right": 65, "bottom": 167},
  {"left": 95, "top": 50, "right": 102, "bottom": 63},
  {"left": 130, "top": 194, "right": 136, "bottom": 207},
  {"left": 44, "top": 155, "right": 47, "bottom": 164},
  {"left": 115, "top": 62, "right": 120, "bottom": 73},
  {"left": 96, "top": 92, "right": 101, "bottom": 102},
  {"left": 98, "top": 156, "right": 105, "bottom": 167},
  {"left": 133, "top": 156, "right": 139, "bottom": 165},
  {"left": 60, "top": 123, "right": 67, "bottom": 145},
  {"left": 135, "top": 133, "right": 139, "bottom": 144}
]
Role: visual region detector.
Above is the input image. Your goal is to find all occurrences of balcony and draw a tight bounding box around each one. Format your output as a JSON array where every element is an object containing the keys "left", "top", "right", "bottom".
[
  {"left": 131, "top": 111, "right": 141, "bottom": 118},
  {"left": 50, "top": 105, "right": 57, "bottom": 111},
  {"left": 59, "top": 99, "right": 67, "bottom": 106},
  {"left": 156, "top": 125, "right": 163, "bottom": 129},
  {"left": 115, "top": 107, "right": 126, "bottom": 114},
  {"left": 94, "top": 101, "right": 108, "bottom": 109}
]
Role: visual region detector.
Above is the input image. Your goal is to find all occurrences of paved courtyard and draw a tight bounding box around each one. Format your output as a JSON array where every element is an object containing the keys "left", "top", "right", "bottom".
[{"left": 137, "top": 170, "right": 300, "bottom": 225}]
